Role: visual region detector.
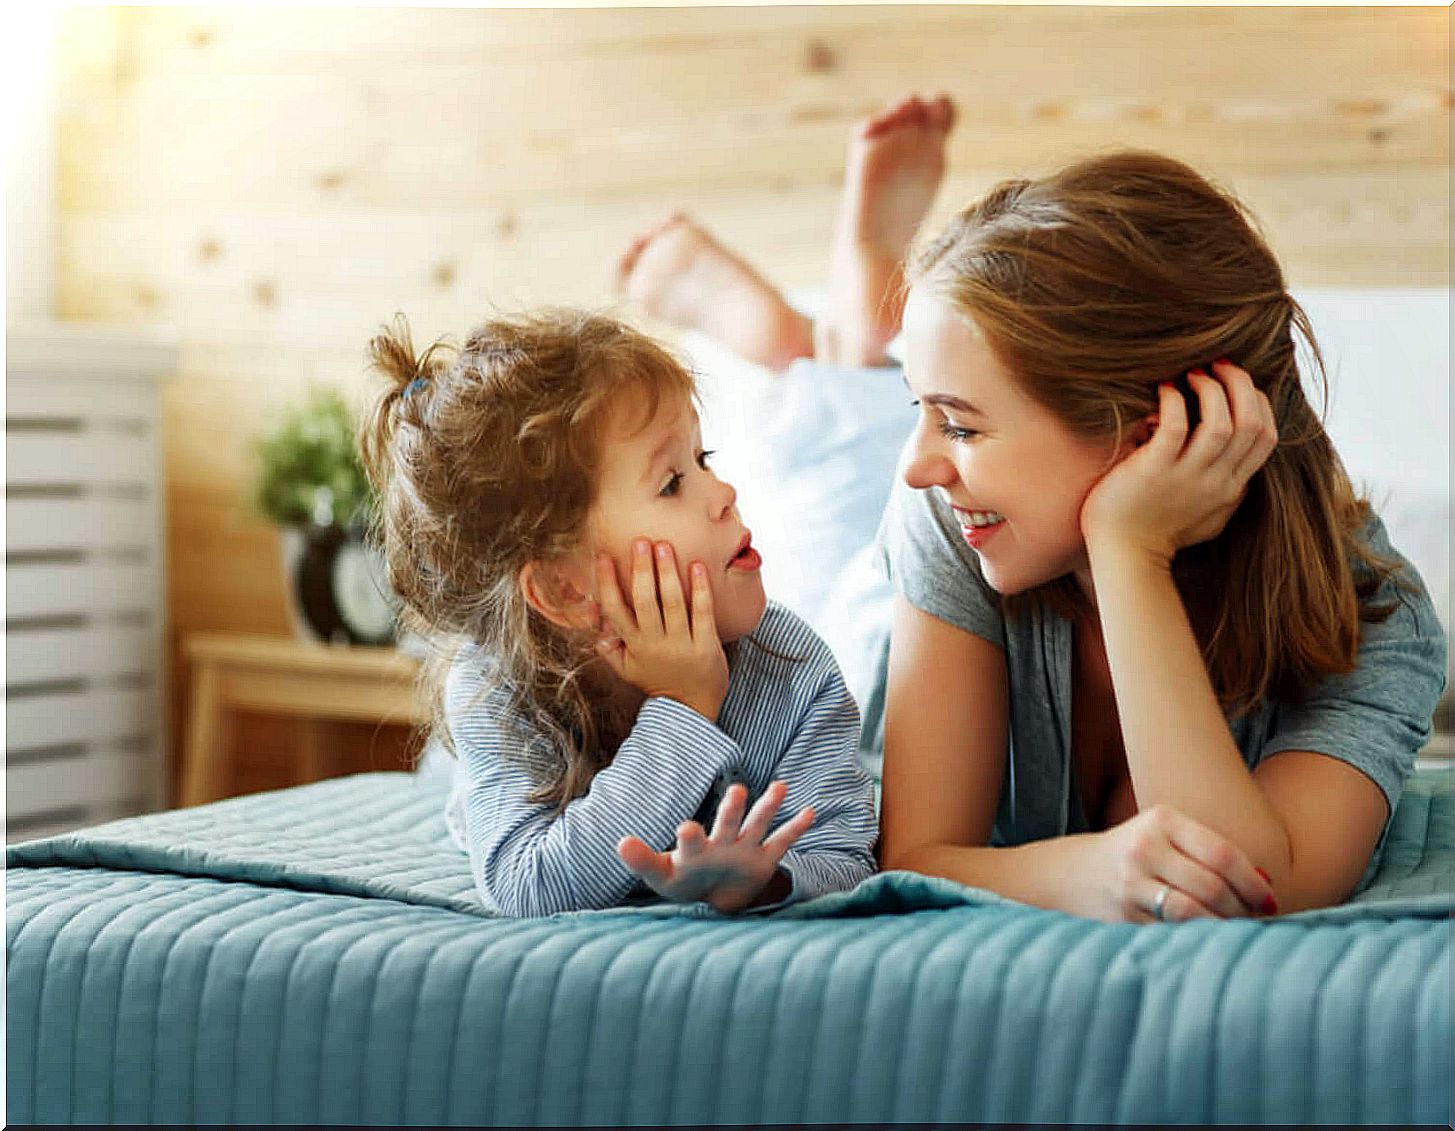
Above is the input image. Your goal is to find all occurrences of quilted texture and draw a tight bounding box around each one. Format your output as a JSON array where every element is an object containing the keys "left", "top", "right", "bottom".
[{"left": 7, "top": 770, "right": 1452, "bottom": 1125}]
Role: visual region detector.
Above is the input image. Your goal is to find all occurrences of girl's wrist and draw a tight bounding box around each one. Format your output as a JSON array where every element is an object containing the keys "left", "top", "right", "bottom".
[{"left": 1085, "top": 530, "right": 1175, "bottom": 577}]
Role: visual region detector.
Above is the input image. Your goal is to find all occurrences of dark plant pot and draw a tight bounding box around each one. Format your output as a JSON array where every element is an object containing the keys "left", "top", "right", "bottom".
[{"left": 279, "top": 523, "right": 399, "bottom": 646}]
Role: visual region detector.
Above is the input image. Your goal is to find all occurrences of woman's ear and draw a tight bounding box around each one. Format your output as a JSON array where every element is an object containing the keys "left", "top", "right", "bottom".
[
  {"left": 518, "top": 559, "right": 596, "bottom": 631},
  {"left": 1128, "top": 414, "right": 1159, "bottom": 450}
]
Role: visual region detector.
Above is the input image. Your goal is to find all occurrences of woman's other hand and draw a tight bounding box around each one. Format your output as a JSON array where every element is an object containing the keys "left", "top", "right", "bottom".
[
  {"left": 1079, "top": 803, "right": 1279, "bottom": 923},
  {"left": 617, "top": 781, "right": 814, "bottom": 913},
  {"left": 1079, "top": 359, "right": 1279, "bottom": 567}
]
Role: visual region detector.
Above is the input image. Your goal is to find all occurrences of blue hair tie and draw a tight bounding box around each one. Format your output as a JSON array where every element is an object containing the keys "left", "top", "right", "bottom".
[{"left": 402, "top": 377, "right": 429, "bottom": 399}]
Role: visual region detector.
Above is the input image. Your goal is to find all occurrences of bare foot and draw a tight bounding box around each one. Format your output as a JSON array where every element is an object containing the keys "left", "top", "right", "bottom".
[
  {"left": 821, "top": 93, "right": 956, "bottom": 367},
  {"left": 616, "top": 213, "right": 814, "bottom": 373}
]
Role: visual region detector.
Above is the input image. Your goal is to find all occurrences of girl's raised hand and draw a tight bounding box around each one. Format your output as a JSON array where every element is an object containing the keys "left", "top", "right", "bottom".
[
  {"left": 1079, "top": 803, "right": 1279, "bottom": 924},
  {"left": 594, "top": 538, "right": 730, "bottom": 723},
  {"left": 1079, "top": 359, "right": 1279, "bottom": 566},
  {"left": 617, "top": 781, "right": 815, "bottom": 913}
]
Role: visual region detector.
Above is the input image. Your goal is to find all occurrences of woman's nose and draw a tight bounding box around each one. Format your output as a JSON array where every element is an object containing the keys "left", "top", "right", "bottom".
[{"left": 902, "top": 428, "right": 956, "bottom": 491}]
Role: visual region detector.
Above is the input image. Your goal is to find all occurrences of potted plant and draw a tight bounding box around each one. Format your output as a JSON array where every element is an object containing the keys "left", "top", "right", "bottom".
[{"left": 252, "top": 385, "right": 398, "bottom": 645}]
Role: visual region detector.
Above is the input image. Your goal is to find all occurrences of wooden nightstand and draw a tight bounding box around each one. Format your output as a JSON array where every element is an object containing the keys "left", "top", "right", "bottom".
[{"left": 180, "top": 632, "right": 427, "bottom": 806}]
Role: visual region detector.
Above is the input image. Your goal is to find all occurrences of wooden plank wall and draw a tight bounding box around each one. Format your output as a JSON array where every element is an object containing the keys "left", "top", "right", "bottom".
[{"left": 51, "top": 5, "right": 1449, "bottom": 798}]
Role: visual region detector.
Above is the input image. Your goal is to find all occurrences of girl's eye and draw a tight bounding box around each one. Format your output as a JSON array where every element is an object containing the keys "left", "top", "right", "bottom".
[{"left": 659, "top": 450, "right": 717, "bottom": 498}]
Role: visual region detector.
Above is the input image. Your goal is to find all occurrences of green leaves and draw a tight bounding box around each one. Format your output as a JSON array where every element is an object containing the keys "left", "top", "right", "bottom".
[{"left": 253, "top": 386, "right": 374, "bottom": 528}]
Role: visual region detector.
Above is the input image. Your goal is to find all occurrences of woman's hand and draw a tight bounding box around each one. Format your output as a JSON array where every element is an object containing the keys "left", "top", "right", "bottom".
[
  {"left": 594, "top": 538, "right": 730, "bottom": 723},
  {"left": 1078, "top": 804, "right": 1279, "bottom": 923},
  {"left": 1079, "top": 359, "right": 1279, "bottom": 567},
  {"left": 618, "top": 781, "right": 815, "bottom": 913}
]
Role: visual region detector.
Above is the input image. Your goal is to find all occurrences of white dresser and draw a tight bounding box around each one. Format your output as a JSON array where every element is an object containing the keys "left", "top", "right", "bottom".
[{"left": 6, "top": 322, "right": 176, "bottom": 841}]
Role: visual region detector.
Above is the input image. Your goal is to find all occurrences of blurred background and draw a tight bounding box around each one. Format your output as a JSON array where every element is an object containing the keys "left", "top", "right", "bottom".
[{"left": 5, "top": 5, "right": 1449, "bottom": 833}]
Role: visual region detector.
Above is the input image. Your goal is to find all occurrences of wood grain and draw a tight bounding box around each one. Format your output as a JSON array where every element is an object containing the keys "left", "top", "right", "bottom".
[{"left": 51, "top": 5, "right": 1450, "bottom": 799}]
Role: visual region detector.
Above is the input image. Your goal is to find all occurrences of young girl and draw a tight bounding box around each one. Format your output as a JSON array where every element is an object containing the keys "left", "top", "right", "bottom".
[
  {"left": 618, "top": 94, "right": 1447, "bottom": 923},
  {"left": 359, "top": 310, "right": 877, "bottom": 917}
]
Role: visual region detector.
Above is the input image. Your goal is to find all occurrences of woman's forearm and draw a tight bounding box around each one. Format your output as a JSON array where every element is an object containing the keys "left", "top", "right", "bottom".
[
  {"left": 891, "top": 834, "right": 1107, "bottom": 917},
  {"left": 1087, "top": 540, "right": 1292, "bottom": 874}
]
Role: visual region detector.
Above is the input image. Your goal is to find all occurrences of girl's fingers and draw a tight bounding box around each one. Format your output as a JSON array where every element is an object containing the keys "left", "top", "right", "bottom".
[
  {"left": 676, "top": 820, "right": 707, "bottom": 860},
  {"left": 617, "top": 835, "right": 672, "bottom": 885},
  {"left": 709, "top": 783, "right": 748, "bottom": 843},
  {"left": 1185, "top": 369, "right": 1235, "bottom": 469},
  {"left": 654, "top": 542, "right": 690, "bottom": 637},
  {"left": 595, "top": 553, "right": 636, "bottom": 637},
  {"left": 762, "top": 805, "right": 816, "bottom": 857},
  {"left": 689, "top": 561, "right": 716, "bottom": 641},
  {"left": 631, "top": 539, "right": 664, "bottom": 634},
  {"left": 738, "top": 780, "right": 788, "bottom": 842},
  {"left": 1166, "top": 812, "right": 1278, "bottom": 916}
]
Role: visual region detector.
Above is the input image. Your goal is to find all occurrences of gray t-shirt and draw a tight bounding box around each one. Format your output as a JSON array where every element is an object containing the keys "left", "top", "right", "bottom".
[{"left": 871, "top": 470, "right": 1448, "bottom": 856}]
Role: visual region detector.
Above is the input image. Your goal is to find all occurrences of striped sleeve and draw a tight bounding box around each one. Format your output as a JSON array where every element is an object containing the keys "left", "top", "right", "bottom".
[
  {"left": 730, "top": 605, "right": 879, "bottom": 909},
  {"left": 767, "top": 664, "right": 878, "bottom": 905},
  {"left": 452, "top": 680, "right": 738, "bottom": 918}
]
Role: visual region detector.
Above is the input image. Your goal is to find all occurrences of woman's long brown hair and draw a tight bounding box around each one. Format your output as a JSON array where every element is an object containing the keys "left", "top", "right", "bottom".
[{"left": 911, "top": 150, "right": 1409, "bottom": 716}]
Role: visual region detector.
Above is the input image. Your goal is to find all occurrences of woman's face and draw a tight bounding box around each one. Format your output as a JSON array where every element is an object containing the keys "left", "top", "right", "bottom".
[{"left": 899, "top": 286, "right": 1128, "bottom": 598}]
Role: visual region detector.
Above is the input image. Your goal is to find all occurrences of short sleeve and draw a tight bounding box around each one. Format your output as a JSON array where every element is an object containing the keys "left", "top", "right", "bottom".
[
  {"left": 1258, "top": 518, "right": 1448, "bottom": 826},
  {"left": 873, "top": 470, "right": 1006, "bottom": 649}
]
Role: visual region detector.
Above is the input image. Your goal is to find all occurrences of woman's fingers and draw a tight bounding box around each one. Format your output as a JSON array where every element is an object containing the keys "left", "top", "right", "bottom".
[
  {"left": 1165, "top": 809, "right": 1278, "bottom": 916},
  {"left": 631, "top": 539, "right": 664, "bottom": 633},
  {"left": 1149, "top": 381, "right": 1190, "bottom": 459},
  {"left": 1212, "top": 359, "right": 1280, "bottom": 483},
  {"left": 654, "top": 542, "right": 690, "bottom": 637},
  {"left": 1185, "top": 369, "right": 1236, "bottom": 469},
  {"left": 1141, "top": 879, "right": 1221, "bottom": 924},
  {"left": 1153, "top": 850, "right": 1253, "bottom": 919}
]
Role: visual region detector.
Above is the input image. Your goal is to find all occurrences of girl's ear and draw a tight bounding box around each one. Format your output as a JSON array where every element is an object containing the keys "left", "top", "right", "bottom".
[{"left": 518, "top": 559, "right": 596, "bottom": 631}]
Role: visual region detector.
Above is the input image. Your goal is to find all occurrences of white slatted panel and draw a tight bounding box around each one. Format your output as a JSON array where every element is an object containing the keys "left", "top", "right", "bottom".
[
  {"left": 7, "top": 561, "right": 155, "bottom": 618},
  {"left": 5, "top": 322, "right": 174, "bottom": 842}
]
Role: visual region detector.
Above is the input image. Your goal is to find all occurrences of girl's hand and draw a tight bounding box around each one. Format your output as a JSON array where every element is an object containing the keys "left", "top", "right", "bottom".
[
  {"left": 617, "top": 781, "right": 815, "bottom": 913},
  {"left": 1079, "top": 359, "right": 1279, "bottom": 567},
  {"left": 1079, "top": 804, "right": 1279, "bottom": 923},
  {"left": 594, "top": 539, "right": 730, "bottom": 723}
]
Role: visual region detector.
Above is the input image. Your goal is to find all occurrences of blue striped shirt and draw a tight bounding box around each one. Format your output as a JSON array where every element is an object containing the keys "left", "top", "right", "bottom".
[{"left": 443, "top": 600, "right": 878, "bottom": 917}]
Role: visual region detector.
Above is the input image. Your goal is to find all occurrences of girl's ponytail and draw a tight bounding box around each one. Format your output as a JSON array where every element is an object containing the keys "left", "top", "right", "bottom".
[{"left": 359, "top": 314, "right": 453, "bottom": 498}]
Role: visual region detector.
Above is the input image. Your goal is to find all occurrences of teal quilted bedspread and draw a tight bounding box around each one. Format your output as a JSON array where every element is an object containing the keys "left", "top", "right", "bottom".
[{"left": 7, "top": 769, "right": 1452, "bottom": 1126}]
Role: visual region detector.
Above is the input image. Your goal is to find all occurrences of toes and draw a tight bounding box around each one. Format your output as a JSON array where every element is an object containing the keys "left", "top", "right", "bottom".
[{"left": 929, "top": 93, "right": 956, "bottom": 133}]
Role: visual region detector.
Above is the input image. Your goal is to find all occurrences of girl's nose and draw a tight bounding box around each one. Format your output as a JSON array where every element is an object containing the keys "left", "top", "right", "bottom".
[{"left": 711, "top": 473, "right": 737, "bottom": 520}]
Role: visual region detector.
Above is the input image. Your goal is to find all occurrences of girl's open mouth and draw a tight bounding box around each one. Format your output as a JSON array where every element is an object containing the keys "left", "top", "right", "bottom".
[{"left": 727, "top": 533, "right": 762, "bottom": 572}]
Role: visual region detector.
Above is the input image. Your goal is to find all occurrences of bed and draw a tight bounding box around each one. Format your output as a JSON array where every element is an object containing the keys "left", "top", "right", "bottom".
[{"left": 6, "top": 767, "right": 1451, "bottom": 1126}]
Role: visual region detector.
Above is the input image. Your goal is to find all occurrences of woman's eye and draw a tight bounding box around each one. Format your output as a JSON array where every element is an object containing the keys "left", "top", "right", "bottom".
[
  {"left": 658, "top": 472, "right": 683, "bottom": 498},
  {"left": 937, "top": 421, "right": 979, "bottom": 443}
]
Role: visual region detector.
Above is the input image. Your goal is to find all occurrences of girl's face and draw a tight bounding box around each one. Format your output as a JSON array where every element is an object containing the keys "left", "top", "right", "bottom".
[
  {"left": 585, "top": 392, "right": 767, "bottom": 644},
  {"left": 900, "top": 287, "right": 1128, "bottom": 600}
]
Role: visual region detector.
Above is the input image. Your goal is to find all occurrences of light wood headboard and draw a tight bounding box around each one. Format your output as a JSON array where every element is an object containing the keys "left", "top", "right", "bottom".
[{"left": 51, "top": 6, "right": 1449, "bottom": 793}]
